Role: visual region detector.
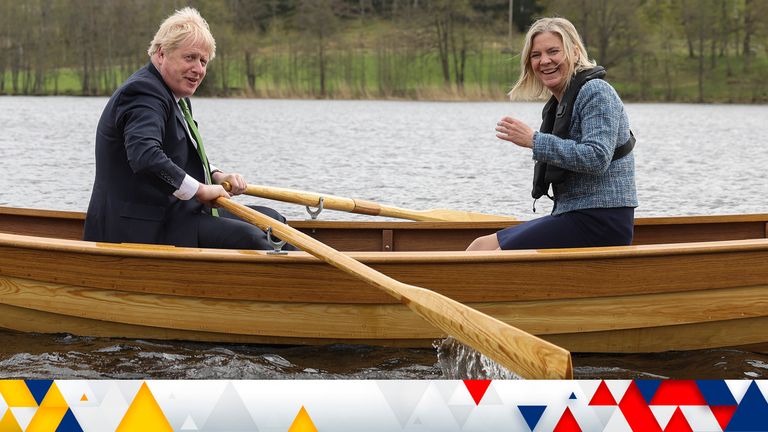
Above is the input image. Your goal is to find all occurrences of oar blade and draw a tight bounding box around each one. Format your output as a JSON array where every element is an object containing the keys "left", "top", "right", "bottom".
[{"left": 403, "top": 285, "right": 572, "bottom": 379}]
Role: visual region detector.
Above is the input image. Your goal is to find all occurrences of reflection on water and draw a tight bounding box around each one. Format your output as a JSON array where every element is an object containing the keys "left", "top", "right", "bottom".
[
  {"left": 0, "top": 330, "right": 765, "bottom": 380},
  {"left": 0, "top": 331, "right": 440, "bottom": 380}
]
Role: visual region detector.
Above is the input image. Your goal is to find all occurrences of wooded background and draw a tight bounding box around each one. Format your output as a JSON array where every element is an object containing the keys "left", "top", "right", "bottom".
[{"left": 1, "top": 0, "right": 767, "bottom": 102}]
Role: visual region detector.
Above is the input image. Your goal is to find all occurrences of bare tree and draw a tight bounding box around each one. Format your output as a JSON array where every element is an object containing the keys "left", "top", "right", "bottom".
[
  {"left": 296, "top": 0, "right": 340, "bottom": 97},
  {"left": 547, "top": 0, "right": 646, "bottom": 68}
]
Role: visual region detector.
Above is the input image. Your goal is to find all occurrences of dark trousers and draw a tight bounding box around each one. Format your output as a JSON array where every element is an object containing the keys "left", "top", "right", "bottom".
[
  {"left": 496, "top": 207, "right": 634, "bottom": 250},
  {"left": 197, "top": 205, "right": 297, "bottom": 251}
]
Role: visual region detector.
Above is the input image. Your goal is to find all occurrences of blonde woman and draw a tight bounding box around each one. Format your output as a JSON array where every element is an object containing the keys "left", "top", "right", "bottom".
[{"left": 468, "top": 17, "right": 637, "bottom": 251}]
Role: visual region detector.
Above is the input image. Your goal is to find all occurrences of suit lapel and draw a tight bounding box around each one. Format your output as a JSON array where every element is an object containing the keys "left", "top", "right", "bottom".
[
  {"left": 146, "top": 61, "right": 205, "bottom": 178},
  {"left": 146, "top": 62, "right": 194, "bottom": 144}
]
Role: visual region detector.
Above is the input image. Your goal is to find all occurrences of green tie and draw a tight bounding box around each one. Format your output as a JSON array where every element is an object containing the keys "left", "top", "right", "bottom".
[{"left": 179, "top": 98, "right": 218, "bottom": 217}]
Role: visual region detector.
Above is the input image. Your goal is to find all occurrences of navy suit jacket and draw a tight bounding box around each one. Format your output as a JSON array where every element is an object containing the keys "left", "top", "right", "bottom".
[{"left": 84, "top": 62, "right": 210, "bottom": 247}]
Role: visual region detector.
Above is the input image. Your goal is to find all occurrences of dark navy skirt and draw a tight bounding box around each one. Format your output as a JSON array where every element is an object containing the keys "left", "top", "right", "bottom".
[{"left": 496, "top": 207, "right": 635, "bottom": 250}]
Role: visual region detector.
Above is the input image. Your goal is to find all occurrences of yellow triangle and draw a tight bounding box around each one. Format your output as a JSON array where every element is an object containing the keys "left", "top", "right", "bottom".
[
  {"left": 116, "top": 382, "right": 172, "bottom": 432},
  {"left": 0, "top": 409, "right": 23, "bottom": 432},
  {"left": 26, "top": 407, "right": 68, "bottom": 432},
  {"left": 288, "top": 406, "right": 317, "bottom": 432},
  {"left": 0, "top": 381, "right": 37, "bottom": 407},
  {"left": 39, "top": 383, "right": 68, "bottom": 409}
]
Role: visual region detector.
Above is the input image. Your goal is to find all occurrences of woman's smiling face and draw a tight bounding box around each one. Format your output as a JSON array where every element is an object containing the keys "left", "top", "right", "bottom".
[{"left": 530, "top": 31, "right": 568, "bottom": 100}]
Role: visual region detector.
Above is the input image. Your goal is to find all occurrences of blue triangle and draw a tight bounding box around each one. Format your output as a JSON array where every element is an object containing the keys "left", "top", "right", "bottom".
[
  {"left": 697, "top": 380, "right": 737, "bottom": 406},
  {"left": 26, "top": 380, "right": 54, "bottom": 405},
  {"left": 518, "top": 405, "right": 546, "bottom": 431},
  {"left": 726, "top": 381, "right": 768, "bottom": 431},
  {"left": 569, "top": 392, "right": 577, "bottom": 400},
  {"left": 56, "top": 408, "right": 84, "bottom": 432},
  {"left": 635, "top": 380, "right": 661, "bottom": 404}
]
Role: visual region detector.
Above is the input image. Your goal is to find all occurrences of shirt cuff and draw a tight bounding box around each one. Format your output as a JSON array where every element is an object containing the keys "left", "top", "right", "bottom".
[{"left": 173, "top": 174, "right": 200, "bottom": 200}]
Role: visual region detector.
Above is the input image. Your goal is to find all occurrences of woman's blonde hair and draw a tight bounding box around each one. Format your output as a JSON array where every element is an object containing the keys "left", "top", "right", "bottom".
[
  {"left": 508, "top": 17, "right": 595, "bottom": 100},
  {"left": 147, "top": 7, "right": 216, "bottom": 61}
]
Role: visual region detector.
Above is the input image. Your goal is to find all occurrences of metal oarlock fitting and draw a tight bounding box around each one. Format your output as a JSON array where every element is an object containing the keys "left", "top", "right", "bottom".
[
  {"left": 305, "top": 196, "right": 324, "bottom": 220},
  {"left": 265, "top": 227, "right": 287, "bottom": 255}
]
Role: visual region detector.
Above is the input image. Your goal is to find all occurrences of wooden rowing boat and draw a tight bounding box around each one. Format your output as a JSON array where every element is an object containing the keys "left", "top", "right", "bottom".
[{"left": 1, "top": 206, "right": 766, "bottom": 353}]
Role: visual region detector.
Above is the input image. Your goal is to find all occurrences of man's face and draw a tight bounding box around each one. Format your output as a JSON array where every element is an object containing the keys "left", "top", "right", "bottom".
[{"left": 156, "top": 40, "right": 209, "bottom": 98}]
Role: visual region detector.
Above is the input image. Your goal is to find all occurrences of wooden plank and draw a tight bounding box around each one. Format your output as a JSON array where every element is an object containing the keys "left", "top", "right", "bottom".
[
  {"left": 2, "top": 301, "right": 765, "bottom": 353},
  {"left": 1, "top": 236, "right": 767, "bottom": 304},
  {"left": 2, "top": 275, "right": 765, "bottom": 344},
  {"left": 2, "top": 205, "right": 768, "bottom": 251},
  {"left": 546, "top": 316, "right": 768, "bottom": 353}
]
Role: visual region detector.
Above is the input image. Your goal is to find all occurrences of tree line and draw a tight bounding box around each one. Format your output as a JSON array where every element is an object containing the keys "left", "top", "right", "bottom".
[{"left": 1, "top": 0, "right": 766, "bottom": 102}]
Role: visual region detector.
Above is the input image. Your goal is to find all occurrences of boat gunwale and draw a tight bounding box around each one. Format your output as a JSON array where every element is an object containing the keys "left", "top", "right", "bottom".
[
  {"left": 1, "top": 230, "right": 767, "bottom": 265},
  {"left": 2, "top": 205, "right": 768, "bottom": 228}
]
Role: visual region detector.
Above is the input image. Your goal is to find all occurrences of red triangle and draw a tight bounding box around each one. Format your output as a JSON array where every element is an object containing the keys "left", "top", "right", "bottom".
[
  {"left": 463, "top": 380, "right": 492, "bottom": 405},
  {"left": 619, "top": 382, "right": 663, "bottom": 432},
  {"left": 664, "top": 407, "right": 693, "bottom": 432},
  {"left": 710, "top": 405, "right": 737, "bottom": 431},
  {"left": 589, "top": 381, "right": 617, "bottom": 406},
  {"left": 650, "top": 381, "right": 706, "bottom": 406},
  {"left": 553, "top": 407, "right": 581, "bottom": 432}
]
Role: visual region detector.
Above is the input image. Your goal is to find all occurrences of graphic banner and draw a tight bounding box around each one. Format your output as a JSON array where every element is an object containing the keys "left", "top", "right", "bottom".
[{"left": 0, "top": 380, "right": 766, "bottom": 431}]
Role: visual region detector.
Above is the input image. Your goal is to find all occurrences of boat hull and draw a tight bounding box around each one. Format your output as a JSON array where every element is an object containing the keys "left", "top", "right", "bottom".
[{"left": 1, "top": 207, "right": 767, "bottom": 353}]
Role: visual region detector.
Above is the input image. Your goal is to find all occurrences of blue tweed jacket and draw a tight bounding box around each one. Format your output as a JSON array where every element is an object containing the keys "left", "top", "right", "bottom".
[{"left": 531, "top": 79, "right": 638, "bottom": 215}]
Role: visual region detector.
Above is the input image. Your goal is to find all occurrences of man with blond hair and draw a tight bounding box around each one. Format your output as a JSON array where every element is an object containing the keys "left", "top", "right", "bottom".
[{"left": 84, "top": 7, "right": 289, "bottom": 249}]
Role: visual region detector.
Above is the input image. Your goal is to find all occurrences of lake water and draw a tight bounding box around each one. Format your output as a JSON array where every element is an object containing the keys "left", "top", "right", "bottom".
[{"left": 0, "top": 96, "right": 766, "bottom": 379}]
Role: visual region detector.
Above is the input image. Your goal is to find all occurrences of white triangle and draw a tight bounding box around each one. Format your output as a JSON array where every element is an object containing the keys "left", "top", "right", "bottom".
[
  {"left": 376, "top": 381, "right": 429, "bottom": 427},
  {"left": 115, "top": 380, "right": 143, "bottom": 405},
  {"left": 604, "top": 381, "right": 632, "bottom": 402},
  {"left": 431, "top": 381, "right": 460, "bottom": 403},
  {"left": 201, "top": 381, "right": 258, "bottom": 431},
  {"left": 447, "top": 384, "right": 475, "bottom": 405},
  {"left": 447, "top": 404, "right": 473, "bottom": 428},
  {"left": 57, "top": 381, "right": 99, "bottom": 407},
  {"left": 9, "top": 407, "right": 37, "bottom": 431},
  {"left": 150, "top": 381, "right": 226, "bottom": 431},
  {"left": 86, "top": 380, "right": 111, "bottom": 404},
  {"left": 591, "top": 406, "right": 616, "bottom": 426},
  {"left": 69, "top": 384, "right": 131, "bottom": 432},
  {"left": 181, "top": 415, "right": 199, "bottom": 430},
  {"left": 725, "top": 380, "right": 752, "bottom": 403},
  {"left": 650, "top": 405, "right": 677, "bottom": 429},
  {"left": 481, "top": 385, "right": 503, "bottom": 405},
  {"left": 603, "top": 407, "right": 633, "bottom": 432},
  {"left": 681, "top": 405, "right": 721, "bottom": 432}
]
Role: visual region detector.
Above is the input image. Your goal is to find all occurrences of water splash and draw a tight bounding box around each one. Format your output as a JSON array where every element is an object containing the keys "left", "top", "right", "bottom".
[{"left": 434, "top": 337, "right": 522, "bottom": 380}]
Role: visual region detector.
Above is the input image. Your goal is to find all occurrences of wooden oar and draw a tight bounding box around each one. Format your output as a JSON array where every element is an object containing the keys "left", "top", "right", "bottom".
[
  {"left": 235, "top": 183, "right": 516, "bottom": 222},
  {"left": 214, "top": 196, "right": 572, "bottom": 379}
]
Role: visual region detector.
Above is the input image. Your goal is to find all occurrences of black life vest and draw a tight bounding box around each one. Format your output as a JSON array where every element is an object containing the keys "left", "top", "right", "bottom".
[{"left": 531, "top": 66, "right": 635, "bottom": 203}]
